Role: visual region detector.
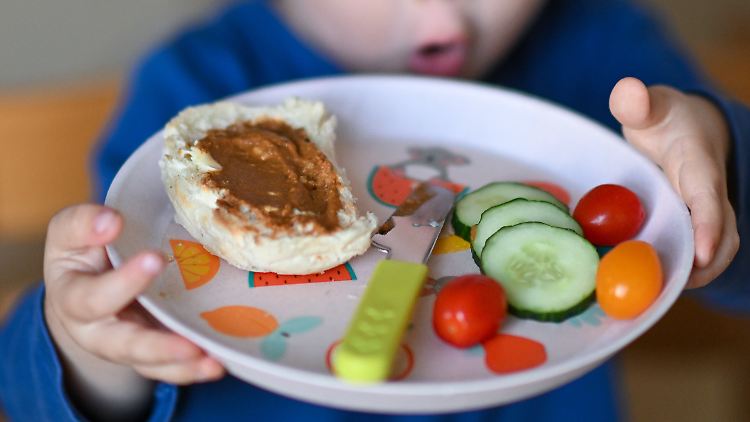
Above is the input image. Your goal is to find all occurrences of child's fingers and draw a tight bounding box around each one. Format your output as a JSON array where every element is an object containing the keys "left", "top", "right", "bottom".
[
  {"left": 80, "top": 320, "right": 204, "bottom": 366},
  {"left": 133, "top": 356, "right": 225, "bottom": 385},
  {"left": 118, "top": 301, "right": 163, "bottom": 327},
  {"left": 46, "top": 205, "right": 123, "bottom": 258},
  {"left": 610, "top": 78, "right": 738, "bottom": 288},
  {"left": 680, "top": 171, "right": 724, "bottom": 268},
  {"left": 687, "top": 202, "right": 740, "bottom": 288},
  {"left": 61, "top": 252, "right": 164, "bottom": 322}
]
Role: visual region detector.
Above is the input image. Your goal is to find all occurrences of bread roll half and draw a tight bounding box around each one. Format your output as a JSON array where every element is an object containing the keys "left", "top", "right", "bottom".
[{"left": 159, "top": 99, "right": 377, "bottom": 274}]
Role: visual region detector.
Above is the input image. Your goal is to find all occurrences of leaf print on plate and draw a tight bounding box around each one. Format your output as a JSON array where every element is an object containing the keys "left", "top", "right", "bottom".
[
  {"left": 261, "top": 332, "right": 287, "bottom": 361},
  {"left": 169, "top": 239, "right": 220, "bottom": 290},
  {"left": 279, "top": 316, "right": 323, "bottom": 334},
  {"left": 261, "top": 316, "right": 322, "bottom": 361},
  {"left": 249, "top": 263, "right": 356, "bottom": 287},
  {"left": 567, "top": 304, "right": 606, "bottom": 328},
  {"left": 465, "top": 344, "right": 485, "bottom": 357},
  {"left": 201, "top": 306, "right": 278, "bottom": 337},
  {"left": 596, "top": 245, "right": 614, "bottom": 258}
]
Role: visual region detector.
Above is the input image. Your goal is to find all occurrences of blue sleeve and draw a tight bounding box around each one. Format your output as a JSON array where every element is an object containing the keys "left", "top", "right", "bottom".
[
  {"left": 92, "top": 14, "right": 255, "bottom": 201},
  {"left": 687, "top": 95, "right": 750, "bottom": 314},
  {"left": 0, "top": 286, "right": 179, "bottom": 420},
  {"left": 0, "top": 286, "right": 82, "bottom": 420},
  {"left": 0, "top": 10, "right": 256, "bottom": 420},
  {"left": 495, "top": 0, "right": 711, "bottom": 130},
  {"left": 496, "top": 0, "right": 750, "bottom": 313}
]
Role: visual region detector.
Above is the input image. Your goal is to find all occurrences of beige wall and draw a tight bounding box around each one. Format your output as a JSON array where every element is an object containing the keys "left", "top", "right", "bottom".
[
  {"left": 0, "top": 0, "right": 227, "bottom": 89},
  {"left": 647, "top": 0, "right": 750, "bottom": 41},
  {"left": 1, "top": 0, "right": 748, "bottom": 89}
]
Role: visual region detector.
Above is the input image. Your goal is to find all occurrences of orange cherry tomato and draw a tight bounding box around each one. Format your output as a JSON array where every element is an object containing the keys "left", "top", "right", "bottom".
[
  {"left": 433, "top": 274, "right": 507, "bottom": 348},
  {"left": 596, "top": 240, "right": 663, "bottom": 319}
]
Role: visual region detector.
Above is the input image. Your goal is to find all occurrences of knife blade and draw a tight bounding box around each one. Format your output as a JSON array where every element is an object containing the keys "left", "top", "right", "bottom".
[{"left": 332, "top": 182, "right": 455, "bottom": 383}]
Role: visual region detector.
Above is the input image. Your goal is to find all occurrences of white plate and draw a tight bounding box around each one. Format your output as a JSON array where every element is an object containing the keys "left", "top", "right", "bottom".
[{"left": 105, "top": 75, "right": 693, "bottom": 413}]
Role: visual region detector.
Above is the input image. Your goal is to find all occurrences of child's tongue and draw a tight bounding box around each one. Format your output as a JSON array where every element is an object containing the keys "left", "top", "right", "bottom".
[{"left": 408, "top": 43, "right": 467, "bottom": 77}]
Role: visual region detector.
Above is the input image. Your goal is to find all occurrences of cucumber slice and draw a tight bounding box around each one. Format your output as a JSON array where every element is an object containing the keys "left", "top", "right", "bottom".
[
  {"left": 481, "top": 222, "right": 598, "bottom": 322},
  {"left": 473, "top": 199, "right": 583, "bottom": 257},
  {"left": 452, "top": 182, "right": 567, "bottom": 241}
]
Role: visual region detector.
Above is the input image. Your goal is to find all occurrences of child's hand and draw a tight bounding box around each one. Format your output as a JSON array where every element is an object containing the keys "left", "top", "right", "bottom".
[
  {"left": 43, "top": 205, "right": 224, "bottom": 416},
  {"left": 610, "top": 77, "right": 740, "bottom": 288}
]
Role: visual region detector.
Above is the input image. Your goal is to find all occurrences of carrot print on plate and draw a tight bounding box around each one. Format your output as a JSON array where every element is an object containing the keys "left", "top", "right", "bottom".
[
  {"left": 523, "top": 181, "right": 571, "bottom": 206},
  {"left": 483, "top": 334, "right": 547, "bottom": 374}
]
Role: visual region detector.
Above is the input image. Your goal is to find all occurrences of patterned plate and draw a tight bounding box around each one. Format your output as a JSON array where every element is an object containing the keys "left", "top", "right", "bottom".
[{"left": 105, "top": 76, "right": 693, "bottom": 413}]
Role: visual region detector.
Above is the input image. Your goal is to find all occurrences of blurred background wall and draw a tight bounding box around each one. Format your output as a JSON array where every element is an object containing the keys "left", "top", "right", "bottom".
[
  {"left": 0, "top": 0, "right": 227, "bottom": 89},
  {"left": 0, "top": 1, "right": 748, "bottom": 421}
]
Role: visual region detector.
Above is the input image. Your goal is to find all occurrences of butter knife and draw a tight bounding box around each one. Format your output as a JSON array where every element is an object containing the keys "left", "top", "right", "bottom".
[{"left": 332, "top": 182, "right": 455, "bottom": 383}]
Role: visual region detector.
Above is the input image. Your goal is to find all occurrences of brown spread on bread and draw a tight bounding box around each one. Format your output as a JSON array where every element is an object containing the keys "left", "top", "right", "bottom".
[{"left": 196, "top": 119, "right": 343, "bottom": 234}]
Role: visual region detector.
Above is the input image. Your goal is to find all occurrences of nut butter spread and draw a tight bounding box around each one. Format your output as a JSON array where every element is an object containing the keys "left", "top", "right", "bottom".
[{"left": 196, "top": 119, "right": 343, "bottom": 234}]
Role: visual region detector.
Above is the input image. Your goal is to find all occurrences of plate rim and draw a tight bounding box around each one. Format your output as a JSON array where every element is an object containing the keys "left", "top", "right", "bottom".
[{"left": 105, "top": 74, "right": 694, "bottom": 399}]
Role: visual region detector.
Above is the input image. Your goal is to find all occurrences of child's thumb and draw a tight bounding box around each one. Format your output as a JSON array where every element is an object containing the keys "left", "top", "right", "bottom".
[
  {"left": 609, "top": 77, "right": 687, "bottom": 164},
  {"left": 609, "top": 77, "right": 676, "bottom": 131}
]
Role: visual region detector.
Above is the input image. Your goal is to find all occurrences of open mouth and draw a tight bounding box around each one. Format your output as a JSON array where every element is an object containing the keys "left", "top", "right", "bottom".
[{"left": 408, "top": 42, "right": 468, "bottom": 77}]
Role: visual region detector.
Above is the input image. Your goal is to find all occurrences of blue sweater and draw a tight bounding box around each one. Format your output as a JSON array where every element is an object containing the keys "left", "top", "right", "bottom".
[{"left": 2, "top": 1, "right": 749, "bottom": 420}]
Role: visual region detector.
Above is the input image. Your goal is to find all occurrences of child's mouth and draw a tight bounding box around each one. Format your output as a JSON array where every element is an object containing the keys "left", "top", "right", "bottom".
[{"left": 408, "top": 42, "right": 467, "bottom": 77}]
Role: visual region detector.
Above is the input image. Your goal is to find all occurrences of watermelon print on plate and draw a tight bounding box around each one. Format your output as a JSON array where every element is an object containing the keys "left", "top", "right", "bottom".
[
  {"left": 248, "top": 262, "right": 356, "bottom": 287},
  {"left": 368, "top": 147, "right": 469, "bottom": 206}
]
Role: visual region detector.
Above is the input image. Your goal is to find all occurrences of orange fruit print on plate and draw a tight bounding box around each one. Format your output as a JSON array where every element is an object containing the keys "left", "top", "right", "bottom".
[{"left": 169, "top": 239, "right": 220, "bottom": 290}]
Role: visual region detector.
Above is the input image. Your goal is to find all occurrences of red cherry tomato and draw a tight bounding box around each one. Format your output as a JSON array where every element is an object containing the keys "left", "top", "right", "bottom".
[
  {"left": 433, "top": 274, "right": 507, "bottom": 348},
  {"left": 573, "top": 184, "right": 645, "bottom": 246},
  {"left": 596, "top": 240, "right": 663, "bottom": 319}
]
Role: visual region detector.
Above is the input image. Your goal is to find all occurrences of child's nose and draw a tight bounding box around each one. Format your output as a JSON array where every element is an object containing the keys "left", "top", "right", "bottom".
[{"left": 413, "top": 0, "right": 468, "bottom": 44}]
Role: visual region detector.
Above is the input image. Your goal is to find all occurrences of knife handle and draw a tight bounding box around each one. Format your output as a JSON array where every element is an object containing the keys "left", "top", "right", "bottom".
[{"left": 332, "top": 260, "right": 428, "bottom": 383}]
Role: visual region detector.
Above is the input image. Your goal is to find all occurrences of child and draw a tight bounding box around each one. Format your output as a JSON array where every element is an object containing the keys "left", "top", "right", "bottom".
[{"left": 2, "top": 0, "right": 748, "bottom": 420}]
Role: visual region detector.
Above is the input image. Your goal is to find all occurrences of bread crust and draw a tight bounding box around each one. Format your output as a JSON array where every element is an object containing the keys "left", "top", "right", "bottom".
[{"left": 159, "top": 99, "right": 377, "bottom": 274}]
